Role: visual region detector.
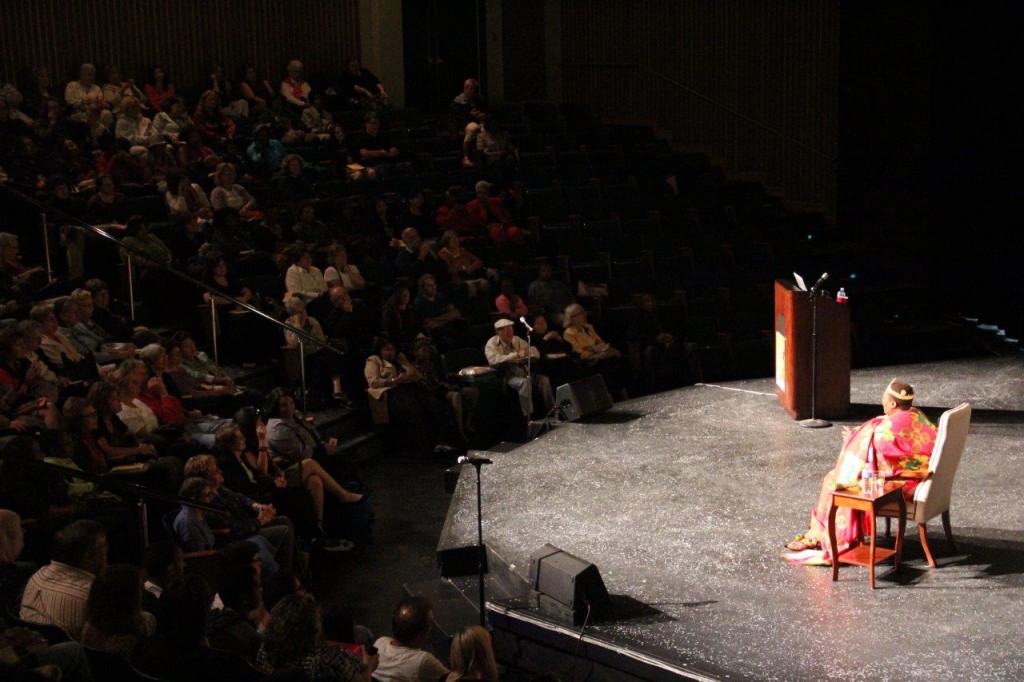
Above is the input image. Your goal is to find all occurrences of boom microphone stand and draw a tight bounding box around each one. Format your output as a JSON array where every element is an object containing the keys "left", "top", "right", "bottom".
[{"left": 800, "top": 272, "right": 832, "bottom": 429}]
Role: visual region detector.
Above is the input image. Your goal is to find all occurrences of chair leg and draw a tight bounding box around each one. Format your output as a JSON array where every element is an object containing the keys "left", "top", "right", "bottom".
[
  {"left": 918, "top": 523, "right": 936, "bottom": 568},
  {"left": 941, "top": 510, "right": 958, "bottom": 554},
  {"left": 885, "top": 517, "right": 891, "bottom": 538}
]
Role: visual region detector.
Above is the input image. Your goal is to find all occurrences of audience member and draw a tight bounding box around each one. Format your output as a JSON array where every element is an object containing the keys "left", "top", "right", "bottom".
[
  {"left": 446, "top": 625, "right": 499, "bottom": 682},
  {"left": 258, "top": 591, "right": 373, "bottom": 681},
  {"left": 20, "top": 519, "right": 107, "bottom": 639},
  {"left": 373, "top": 596, "right": 448, "bottom": 682},
  {"left": 81, "top": 563, "right": 155, "bottom": 656},
  {"left": 484, "top": 317, "right": 553, "bottom": 419},
  {"left": 527, "top": 262, "right": 575, "bottom": 326}
]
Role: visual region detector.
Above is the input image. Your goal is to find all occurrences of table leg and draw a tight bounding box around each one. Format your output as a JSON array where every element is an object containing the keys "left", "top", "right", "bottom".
[
  {"left": 829, "top": 502, "right": 840, "bottom": 582},
  {"left": 868, "top": 508, "right": 877, "bottom": 589},
  {"left": 895, "top": 495, "right": 906, "bottom": 570}
]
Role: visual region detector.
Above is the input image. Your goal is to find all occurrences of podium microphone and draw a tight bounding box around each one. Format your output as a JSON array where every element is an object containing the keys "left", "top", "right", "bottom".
[
  {"left": 519, "top": 316, "right": 534, "bottom": 332},
  {"left": 808, "top": 272, "right": 829, "bottom": 297}
]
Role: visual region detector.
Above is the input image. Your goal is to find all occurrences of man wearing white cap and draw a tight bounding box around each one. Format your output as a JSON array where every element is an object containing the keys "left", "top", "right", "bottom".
[{"left": 484, "top": 317, "right": 553, "bottom": 419}]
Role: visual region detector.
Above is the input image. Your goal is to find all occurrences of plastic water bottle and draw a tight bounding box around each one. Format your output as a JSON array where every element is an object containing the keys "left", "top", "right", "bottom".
[
  {"left": 836, "top": 287, "right": 848, "bottom": 304},
  {"left": 861, "top": 468, "right": 873, "bottom": 496}
]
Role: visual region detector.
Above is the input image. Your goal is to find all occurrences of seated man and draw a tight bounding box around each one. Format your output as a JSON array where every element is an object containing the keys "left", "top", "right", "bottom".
[
  {"left": 395, "top": 227, "right": 444, "bottom": 285},
  {"left": 528, "top": 261, "right": 575, "bottom": 327},
  {"left": 785, "top": 379, "right": 938, "bottom": 564},
  {"left": 449, "top": 78, "right": 488, "bottom": 164},
  {"left": 411, "top": 273, "right": 470, "bottom": 353},
  {"left": 374, "top": 596, "right": 449, "bottom": 682},
  {"left": 484, "top": 317, "right": 553, "bottom": 420},
  {"left": 20, "top": 519, "right": 107, "bottom": 639}
]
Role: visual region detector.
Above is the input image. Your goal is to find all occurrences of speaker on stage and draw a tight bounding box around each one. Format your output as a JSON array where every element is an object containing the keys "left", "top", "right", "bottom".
[
  {"left": 555, "top": 375, "right": 612, "bottom": 422},
  {"left": 528, "top": 543, "right": 610, "bottom": 625}
]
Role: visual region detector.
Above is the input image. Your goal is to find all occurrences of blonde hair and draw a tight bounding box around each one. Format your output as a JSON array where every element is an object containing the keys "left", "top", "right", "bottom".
[
  {"left": 183, "top": 454, "right": 217, "bottom": 479},
  {"left": 0, "top": 509, "right": 25, "bottom": 563},
  {"left": 446, "top": 625, "right": 498, "bottom": 682},
  {"left": 563, "top": 303, "right": 585, "bottom": 329}
]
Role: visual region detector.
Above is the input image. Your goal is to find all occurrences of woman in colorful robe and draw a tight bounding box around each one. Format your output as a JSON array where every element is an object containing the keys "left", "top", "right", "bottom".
[{"left": 786, "top": 379, "right": 937, "bottom": 562}]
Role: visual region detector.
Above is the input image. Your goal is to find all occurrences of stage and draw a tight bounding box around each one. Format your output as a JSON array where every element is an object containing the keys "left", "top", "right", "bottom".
[{"left": 436, "top": 356, "right": 1024, "bottom": 681}]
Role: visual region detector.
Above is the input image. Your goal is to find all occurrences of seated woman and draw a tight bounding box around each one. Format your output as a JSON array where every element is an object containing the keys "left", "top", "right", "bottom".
[
  {"left": 290, "top": 200, "right": 332, "bottom": 247},
  {"left": 177, "top": 127, "right": 221, "bottom": 177},
  {"left": 526, "top": 312, "right": 578, "bottom": 390},
  {"left": 152, "top": 96, "right": 192, "bottom": 142},
  {"left": 278, "top": 155, "right": 317, "bottom": 206},
  {"left": 285, "top": 243, "right": 329, "bottom": 306},
  {"left": 338, "top": 58, "right": 388, "bottom": 110},
  {"left": 364, "top": 339, "right": 456, "bottom": 453},
  {"left": 562, "top": 303, "right": 627, "bottom": 400},
  {"left": 30, "top": 302, "right": 100, "bottom": 385},
  {"left": 114, "top": 96, "right": 163, "bottom": 153},
  {"left": 214, "top": 422, "right": 360, "bottom": 551},
  {"left": 379, "top": 285, "right": 421, "bottom": 354},
  {"left": 209, "top": 64, "right": 249, "bottom": 120},
  {"left": 437, "top": 230, "right": 490, "bottom": 298},
  {"left": 83, "top": 278, "right": 134, "bottom": 339},
  {"left": 784, "top": 379, "right": 938, "bottom": 563},
  {"left": 1, "top": 325, "right": 58, "bottom": 427},
  {"left": 264, "top": 387, "right": 348, "bottom": 464},
  {"left": 209, "top": 162, "right": 257, "bottom": 219},
  {"left": 247, "top": 123, "right": 287, "bottom": 178},
  {"left": 446, "top": 625, "right": 499, "bottom": 682},
  {"left": 143, "top": 65, "right": 176, "bottom": 112},
  {"left": 282, "top": 296, "right": 350, "bottom": 405},
  {"left": 323, "top": 244, "right": 366, "bottom": 291},
  {"left": 0, "top": 232, "right": 51, "bottom": 297},
  {"left": 164, "top": 168, "right": 212, "bottom": 222},
  {"left": 85, "top": 173, "right": 129, "bottom": 224},
  {"left": 495, "top": 277, "right": 529, "bottom": 317},
  {"left": 82, "top": 564, "right": 156, "bottom": 657},
  {"left": 64, "top": 391, "right": 181, "bottom": 494},
  {"left": 161, "top": 337, "right": 238, "bottom": 414},
  {"left": 239, "top": 64, "right": 276, "bottom": 114},
  {"left": 192, "top": 90, "right": 237, "bottom": 146},
  {"left": 257, "top": 592, "right": 372, "bottom": 681},
  {"left": 64, "top": 62, "right": 113, "bottom": 131},
  {"left": 173, "top": 476, "right": 287, "bottom": 576}
]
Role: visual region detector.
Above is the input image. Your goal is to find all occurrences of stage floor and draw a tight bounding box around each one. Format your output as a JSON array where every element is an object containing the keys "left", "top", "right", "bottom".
[{"left": 442, "top": 356, "right": 1024, "bottom": 681}]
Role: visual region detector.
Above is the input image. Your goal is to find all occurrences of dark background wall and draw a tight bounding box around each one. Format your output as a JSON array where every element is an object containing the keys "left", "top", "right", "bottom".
[
  {"left": 402, "top": 0, "right": 487, "bottom": 117},
  {"left": 0, "top": 0, "right": 361, "bottom": 91},
  {"left": 839, "top": 0, "right": 1024, "bottom": 323},
  {"left": 558, "top": 0, "right": 839, "bottom": 216}
]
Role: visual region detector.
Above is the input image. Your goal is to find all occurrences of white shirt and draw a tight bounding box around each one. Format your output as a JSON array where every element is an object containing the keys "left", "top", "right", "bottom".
[
  {"left": 20, "top": 562, "right": 94, "bottom": 640},
  {"left": 118, "top": 398, "right": 160, "bottom": 433},
  {"left": 484, "top": 334, "right": 538, "bottom": 367},
  {"left": 285, "top": 264, "right": 327, "bottom": 299},
  {"left": 372, "top": 637, "right": 449, "bottom": 682}
]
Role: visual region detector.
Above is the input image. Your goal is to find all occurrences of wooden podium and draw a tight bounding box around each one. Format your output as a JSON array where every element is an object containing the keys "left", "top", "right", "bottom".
[{"left": 774, "top": 279, "right": 850, "bottom": 420}]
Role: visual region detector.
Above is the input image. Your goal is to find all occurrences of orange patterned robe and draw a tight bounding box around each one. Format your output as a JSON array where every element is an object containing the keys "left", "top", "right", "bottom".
[{"left": 805, "top": 407, "right": 937, "bottom": 560}]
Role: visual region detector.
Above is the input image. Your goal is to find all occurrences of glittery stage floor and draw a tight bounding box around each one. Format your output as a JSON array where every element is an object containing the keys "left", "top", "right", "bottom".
[{"left": 439, "top": 356, "right": 1024, "bottom": 681}]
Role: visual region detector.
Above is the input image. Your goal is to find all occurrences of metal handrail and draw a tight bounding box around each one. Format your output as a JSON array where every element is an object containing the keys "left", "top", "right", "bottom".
[{"left": 1, "top": 183, "right": 342, "bottom": 359}]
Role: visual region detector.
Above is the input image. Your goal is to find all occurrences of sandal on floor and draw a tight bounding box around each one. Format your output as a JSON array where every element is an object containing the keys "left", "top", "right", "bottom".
[{"left": 785, "top": 534, "right": 820, "bottom": 552}]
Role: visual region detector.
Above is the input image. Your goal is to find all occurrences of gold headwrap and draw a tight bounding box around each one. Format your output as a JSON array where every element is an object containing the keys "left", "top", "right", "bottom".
[{"left": 885, "top": 379, "right": 914, "bottom": 401}]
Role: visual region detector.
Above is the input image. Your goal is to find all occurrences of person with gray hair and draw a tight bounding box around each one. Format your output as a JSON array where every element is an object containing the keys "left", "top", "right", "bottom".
[
  {"left": 64, "top": 62, "right": 114, "bottom": 129},
  {"left": 20, "top": 519, "right": 108, "bottom": 638}
]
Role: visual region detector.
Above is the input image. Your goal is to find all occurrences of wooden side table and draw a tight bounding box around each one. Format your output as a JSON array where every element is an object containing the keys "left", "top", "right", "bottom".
[{"left": 829, "top": 481, "right": 907, "bottom": 588}]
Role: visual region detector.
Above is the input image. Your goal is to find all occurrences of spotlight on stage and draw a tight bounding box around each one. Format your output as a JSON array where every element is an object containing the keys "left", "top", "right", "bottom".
[{"left": 528, "top": 543, "right": 610, "bottom": 625}]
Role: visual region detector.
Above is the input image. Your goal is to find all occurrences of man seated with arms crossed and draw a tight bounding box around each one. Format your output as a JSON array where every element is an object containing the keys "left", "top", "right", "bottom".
[{"left": 485, "top": 317, "right": 554, "bottom": 420}]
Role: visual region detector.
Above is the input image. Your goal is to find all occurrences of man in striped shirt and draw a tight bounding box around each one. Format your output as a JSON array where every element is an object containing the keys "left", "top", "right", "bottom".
[{"left": 20, "top": 519, "right": 108, "bottom": 639}]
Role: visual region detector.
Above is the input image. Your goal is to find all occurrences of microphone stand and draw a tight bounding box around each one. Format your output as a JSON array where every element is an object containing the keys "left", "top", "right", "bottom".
[
  {"left": 460, "top": 456, "right": 491, "bottom": 626},
  {"left": 799, "top": 283, "right": 832, "bottom": 428}
]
